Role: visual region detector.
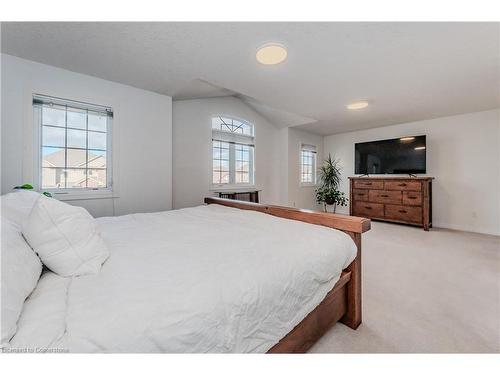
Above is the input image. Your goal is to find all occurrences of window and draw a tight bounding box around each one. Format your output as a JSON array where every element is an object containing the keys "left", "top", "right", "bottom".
[
  {"left": 300, "top": 144, "right": 317, "bottom": 185},
  {"left": 212, "top": 116, "right": 254, "bottom": 186},
  {"left": 33, "top": 95, "right": 112, "bottom": 192}
]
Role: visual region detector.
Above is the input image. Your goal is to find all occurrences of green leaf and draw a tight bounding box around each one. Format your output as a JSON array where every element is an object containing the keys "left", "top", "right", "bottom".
[
  {"left": 318, "top": 154, "right": 342, "bottom": 189},
  {"left": 14, "top": 183, "right": 34, "bottom": 190},
  {"left": 42, "top": 192, "right": 52, "bottom": 198}
]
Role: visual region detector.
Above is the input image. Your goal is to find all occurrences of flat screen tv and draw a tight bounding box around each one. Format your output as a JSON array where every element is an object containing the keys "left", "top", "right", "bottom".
[{"left": 355, "top": 135, "right": 426, "bottom": 175}]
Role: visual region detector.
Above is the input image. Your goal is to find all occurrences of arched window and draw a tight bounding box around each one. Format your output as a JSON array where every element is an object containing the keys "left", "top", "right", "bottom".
[{"left": 211, "top": 116, "right": 254, "bottom": 186}]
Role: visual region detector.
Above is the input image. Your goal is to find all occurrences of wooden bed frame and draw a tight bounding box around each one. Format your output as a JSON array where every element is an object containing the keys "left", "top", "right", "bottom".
[{"left": 204, "top": 197, "right": 371, "bottom": 353}]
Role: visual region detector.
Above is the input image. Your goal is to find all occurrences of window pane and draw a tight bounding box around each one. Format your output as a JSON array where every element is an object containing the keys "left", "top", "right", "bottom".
[
  {"left": 87, "top": 169, "right": 107, "bottom": 188},
  {"left": 37, "top": 97, "right": 111, "bottom": 191},
  {"left": 65, "top": 169, "right": 88, "bottom": 189},
  {"left": 88, "top": 112, "right": 107, "bottom": 132},
  {"left": 241, "top": 150, "right": 249, "bottom": 162},
  {"left": 300, "top": 149, "right": 316, "bottom": 183},
  {"left": 212, "top": 116, "right": 253, "bottom": 136},
  {"left": 88, "top": 150, "right": 107, "bottom": 169},
  {"left": 42, "top": 126, "right": 65, "bottom": 147},
  {"left": 212, "top": 151, "right": 229, "bottom": 184},
  {"left": 213, "top": 160, "right": 229, "bottom": 172},
  {"left": 213, "top": 170, "right": 230, "bottom": 184},
  {"left": 236, "top": 161, "right": 249, "bottom": 172},
  {"left": 220, "top": 171, "right": 229, "bottom": 184},
  {"left": 42, "top": 147, "right": 65, "bottom": 167},
  {"left": 212, "top": 139, "right": 230, "bottom": 184},
  {"left": 67, "top": 129, "right": 87, "bottom": 149},
  {"left": 236, "top": 172, "right": 249, "bottom": 183},
  {"left": 213, "top": 147, "right": 230, "bottom": 160},
  {"left": 67, "top": 108, "right": 87, "bottom": 129},
  {"left": 42, "top": 106, "right": 65, "bottom": 127},
  {"left": 88, "top": 131, "right": 106, "bottom": 150},
  {"left": 42, "top": 167, "right": 66, "bottom": 189},
  {"left": 67, "top": 148, "right": 87, "bottom": 168}
]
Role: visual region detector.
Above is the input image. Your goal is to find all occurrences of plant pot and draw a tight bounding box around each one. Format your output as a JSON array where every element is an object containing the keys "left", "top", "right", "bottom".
[{"left": 325, "top": 198, "right": 335, "bottom": 205}]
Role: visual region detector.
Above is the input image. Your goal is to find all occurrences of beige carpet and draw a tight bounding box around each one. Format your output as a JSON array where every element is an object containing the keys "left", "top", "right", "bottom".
[{"left": 309, "top": 222, "right": 500, "bottom": 353}]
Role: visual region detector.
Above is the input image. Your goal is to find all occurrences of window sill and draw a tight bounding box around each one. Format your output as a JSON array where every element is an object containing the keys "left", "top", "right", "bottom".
[
  {"left": 300, "top": 183, "right": 318, "bottom": 188},
  {"left": 210, "top": 185, "right": 259, "bottom": 192},
  {"left": 44, "top": 189, "right": 118, "bottom": 201}
]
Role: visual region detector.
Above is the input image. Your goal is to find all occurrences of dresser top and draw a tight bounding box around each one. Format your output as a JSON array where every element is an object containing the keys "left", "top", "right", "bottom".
[{"left": 348, "top": 176, "right": 434, "bottom": 180}]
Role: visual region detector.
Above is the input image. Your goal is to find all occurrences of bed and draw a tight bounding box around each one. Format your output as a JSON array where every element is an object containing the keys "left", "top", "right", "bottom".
[{"left": 4, "top": 196, "right": 370, "bottom": 353}]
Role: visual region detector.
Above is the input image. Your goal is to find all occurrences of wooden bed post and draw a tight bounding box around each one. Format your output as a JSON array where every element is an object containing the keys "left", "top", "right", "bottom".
[
  {"left": 204, "top": 197, "right": 370, "bottom": 352},
  {"left": 341, "top": 232, "right": 362, "bottom": 329}
]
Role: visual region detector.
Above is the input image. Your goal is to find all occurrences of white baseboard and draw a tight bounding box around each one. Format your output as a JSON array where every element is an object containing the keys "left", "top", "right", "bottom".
[
  {"left": 432, "top": 222, "right": 500, "bottom": 237},
  {"left": 339, "top": 207, "right": 499, "bottom": 236}
]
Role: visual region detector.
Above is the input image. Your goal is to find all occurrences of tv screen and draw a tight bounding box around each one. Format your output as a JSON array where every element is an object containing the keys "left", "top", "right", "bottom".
[{"left": 355, "top": 135, "right": 426, "bottom": 175}]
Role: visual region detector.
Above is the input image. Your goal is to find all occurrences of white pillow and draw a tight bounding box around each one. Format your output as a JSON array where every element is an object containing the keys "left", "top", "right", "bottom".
[
  {"left": 1, "top": 219, "right": 43, "bottom": 346},
  {"left": 22, "top": 196, "right": 109, "bottom": 277},
  {"left": 1, "top": 190, "right": 41, "bottom": 230}
]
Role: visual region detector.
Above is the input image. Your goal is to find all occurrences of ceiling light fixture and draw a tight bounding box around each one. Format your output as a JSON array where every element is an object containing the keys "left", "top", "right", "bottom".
[
  {"left": 400, "top": 137, "right": 415, "bottom": 142},
  {"left": 256, "top": 43, "right": 287, "bottom": 65},
  {"left": 347, "top": 101, "right": 369, "bottom": 110},
  {"left": 414, "top": 146, "right": 426, "bottom": 150}
]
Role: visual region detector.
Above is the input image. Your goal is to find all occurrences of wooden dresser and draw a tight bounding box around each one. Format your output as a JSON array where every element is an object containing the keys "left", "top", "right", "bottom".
[{"left": 349, "top": 177, "right": 433, "bottom": 231}]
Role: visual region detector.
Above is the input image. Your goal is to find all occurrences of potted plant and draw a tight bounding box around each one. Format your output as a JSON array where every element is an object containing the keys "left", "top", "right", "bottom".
[{"left": 315, "top": 155, "right": 348, "bottom": 213}]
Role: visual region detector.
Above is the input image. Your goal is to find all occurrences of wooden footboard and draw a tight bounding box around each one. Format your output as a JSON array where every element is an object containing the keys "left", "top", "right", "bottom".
[{"left": 204, "top": 197, "right": 371, "bottom": 353}]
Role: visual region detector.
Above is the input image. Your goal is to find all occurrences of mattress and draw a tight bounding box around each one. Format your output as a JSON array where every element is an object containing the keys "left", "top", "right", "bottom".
[{"left": 10, "top": 204, "right": 356, "bottom": 353}]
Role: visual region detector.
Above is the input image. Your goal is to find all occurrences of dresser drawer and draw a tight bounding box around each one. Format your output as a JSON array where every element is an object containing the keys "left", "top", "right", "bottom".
[
  {"left": 353, "top": 202, "right": 384, "bottom": 218},
  {"left": 384, "top": 180, "right": 421, "bottom": 191},
  {"left": 368, "top": 190, "right": 402, "bottom": 204},
  {"left": 353, "top": 180, "right": 384, "bottom": 190},
  {"left": 352, "top": 189, "right": 369, "bottom": 201},
  {"left": 385, "top": 204, "right": 422, "bottom": 224},
  {"left": 402, "top": 191, "right": 422, "bottom": 206}
]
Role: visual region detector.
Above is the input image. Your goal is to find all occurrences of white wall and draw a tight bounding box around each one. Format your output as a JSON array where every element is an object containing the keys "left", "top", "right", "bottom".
[
  {"left": 324, "top": 110, "right": 500, "bottom": 235},
  {"left": 172, "top": 96, "right": 282, "bottom": 209},
  {"left": 277, "top": 127, "right": 290, "bottom": 206},
  {"left": 1, "top": 54, "right": 173, "bottom": 217},
  {"left": 287, "top": 127, "right": 324, "bottom": 210}
]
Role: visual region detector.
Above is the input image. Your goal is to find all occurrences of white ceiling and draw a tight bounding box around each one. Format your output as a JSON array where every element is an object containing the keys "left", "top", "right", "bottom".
[{"left": 2, "top": 22, "right": 499, "bottom": 135}]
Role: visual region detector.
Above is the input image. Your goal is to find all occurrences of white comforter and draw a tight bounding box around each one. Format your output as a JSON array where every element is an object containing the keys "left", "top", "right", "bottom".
[{"left": 11, "top": 204, "right": 356, "bottom": 353}]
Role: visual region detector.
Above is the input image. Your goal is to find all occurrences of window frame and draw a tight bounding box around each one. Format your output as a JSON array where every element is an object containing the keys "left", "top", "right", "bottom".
[
  {"left": 210, "top": 115, "right": 255, "bottom": 189},
  {"left": 33, "top": 95, "right": 113, "bottom": 199},
  {"left": 300, "top": 144, "right": 317, "bottom": 187}
]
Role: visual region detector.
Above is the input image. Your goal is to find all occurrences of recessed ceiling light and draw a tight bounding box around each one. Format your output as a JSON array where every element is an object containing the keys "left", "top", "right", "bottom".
[
  {"left": 347, "top": 101, "right": 369, "bottom": 110},
  {"left": 400, "top": 137, "right": 415, "bottom": 142},
  {"left": 256, "top": 43, "right": 287, "bottom": 65},
  {"left": 414, "top": 146, "right": 426, "bottom": 150}
]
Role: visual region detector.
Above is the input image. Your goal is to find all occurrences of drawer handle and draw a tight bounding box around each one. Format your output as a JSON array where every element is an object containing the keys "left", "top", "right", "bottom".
[
  {"left": 408, "top": 196, "right": 417, "bottom": 199},
  {"left": 399, "top": 209, "right": 407, "bottom": 213},
  {"left": 398, "top": 183, "right": 407, "bottom": 187},
  {"left": 380, "top": 194, "right": 389, "bottom": 198},
  {"left": 364, "top": 206, "right": 372, "bottom": 210}
]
